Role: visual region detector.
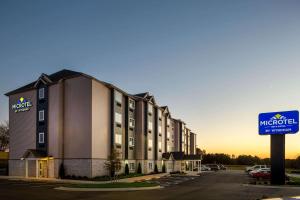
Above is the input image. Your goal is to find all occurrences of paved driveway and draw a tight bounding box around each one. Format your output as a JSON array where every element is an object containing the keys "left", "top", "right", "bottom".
[{"left": 1, "top": 170, "right": 300, "bottom": 200}]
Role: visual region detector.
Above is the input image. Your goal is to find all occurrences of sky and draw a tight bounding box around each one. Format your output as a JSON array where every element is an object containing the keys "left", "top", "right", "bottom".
[{"left": 1, "top": 0, "right": 300, "bottom": 159}]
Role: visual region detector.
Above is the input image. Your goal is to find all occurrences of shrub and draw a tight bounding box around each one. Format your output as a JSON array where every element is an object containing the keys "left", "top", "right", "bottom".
[
  {"left": 125, "top": 163, "right": 129, "bottom": 175},
  {"left": 162, "top": 164, "right": 166, "bottom": 173},
  {"left": 137, "top": 163, "right": 142, "bottom": 174},
  {"left": 154, "top": 164, "right": 158, "bottom": 174},
  {"left": 59, "top": 163, "right": 65, "bottom": 179}
]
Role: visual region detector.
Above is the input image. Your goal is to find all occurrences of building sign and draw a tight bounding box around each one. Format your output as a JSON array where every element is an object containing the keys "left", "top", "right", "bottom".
[
  {"left": 259, "top": 110, "right": 299, "bottom": 135},
  {"left": 12, "top": 97, "right": 33, "bottom": 113}
]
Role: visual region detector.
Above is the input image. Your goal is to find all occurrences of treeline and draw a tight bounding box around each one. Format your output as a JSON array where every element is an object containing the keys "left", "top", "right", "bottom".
[{"left": 202, "top": 153, "right": 300, "bottom": 169}]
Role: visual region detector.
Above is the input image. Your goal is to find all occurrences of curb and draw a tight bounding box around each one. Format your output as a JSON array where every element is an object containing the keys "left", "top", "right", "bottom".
[
  {"left": 242, "top": 184, "right": 300, "bottom": 189},
  {"left": 54, "top": 185, "right": 163, "bottom": 192}
]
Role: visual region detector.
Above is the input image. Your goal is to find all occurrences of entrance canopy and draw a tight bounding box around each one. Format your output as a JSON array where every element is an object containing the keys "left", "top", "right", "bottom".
[{"left": 22, "top": 149, "right": 47, "bottom": 159}]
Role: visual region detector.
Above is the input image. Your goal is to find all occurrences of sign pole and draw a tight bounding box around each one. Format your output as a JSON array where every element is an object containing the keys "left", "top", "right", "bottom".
[{"left": 270, "top": 134, "right": 285, "bottom": 185}]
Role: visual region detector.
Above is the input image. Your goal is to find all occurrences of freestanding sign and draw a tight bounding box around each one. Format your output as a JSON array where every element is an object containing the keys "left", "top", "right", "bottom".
[
  {"left": 259, "top": 111, "right": 299, "bottom": 135},
  {"left": 258, "top": 110, "right": 299, "bottom": 185}
]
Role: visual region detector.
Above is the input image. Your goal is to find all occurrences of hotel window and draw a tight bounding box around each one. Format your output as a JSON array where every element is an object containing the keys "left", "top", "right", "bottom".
[
  {"left": 115, "top": 91, "right": 122, "bottom": 104},
  {"left": 115, "top": 134, "right": 122, "bottom": 145},
  {"left": 158, "top": 141, "right": 162, "bottom": 152},
  {"left": 115, "top": 112, "right": 122, "bottom": 125},
  {"left": 39, "top": 110, "right": 44, "bottom": 121},
  {"left": 129, "top": 137, "right": 135, "bottom": 147},
  {"left": 149, "top": 162, "right": 153, "bottom": 170},
  {"left": 39, "top": 88, "right": 44, "bottom": 99},
  {"left": 158, "top": 110, "right": 162, "bottom": 120},
  {"left": 167, "top": 145, "right": 171, "bottom": 152},
  {"left": 129, "top": 163, "right": 135, "bottom": 170},
  {"left": 158, "top": 125, "right": 162, "bottom": 136},
  {"left": 148, "top": 139, "right": 153, "bottom": 150},
  {"left": 148, "top": 103, "right": 153, "bottom": 115},
  {"left": 129, "top": 99, "right": 135, "bottom": 110},
  {"left": 38, "top": 132, "right": 44, "bottom": 144},
  {"left": 129, "top": 118, "right": 135, "bottom": 128},
  {"left": 148, "top": 121, "right": 153, "bottom": 132}
]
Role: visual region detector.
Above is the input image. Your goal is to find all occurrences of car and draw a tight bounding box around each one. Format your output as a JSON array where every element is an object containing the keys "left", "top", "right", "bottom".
[
  {"left": 206, "top": 164, "right": 220, "bottom": 171},
  {"left": 251, "top": 168, "right": 271, "bottom": 179},
  {"left": 245, "top": 165, "right": 267, "bottom": 173},
  {"left": 193, "top": 165, "right": 211, "bottom": 171},
  {"left": 249, "top": 167, "right": 270, "bottom": 176},
  {"left": 201, "top": 165, "right": 211, "bottom": 171},
  {"left": 218, "top": 164, "right": 227, "bottom": 170},
  {"left": 251, "top": 169, "right": 290, "bottom": 181}
]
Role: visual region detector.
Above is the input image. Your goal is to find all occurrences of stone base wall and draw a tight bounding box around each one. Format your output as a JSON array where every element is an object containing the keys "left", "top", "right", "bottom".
[
  {"left": 91, "top": 159, "right": 108, "bottom": 177},
  {"left": 9, "top": 160, "right": 25, "bottom": 177}
]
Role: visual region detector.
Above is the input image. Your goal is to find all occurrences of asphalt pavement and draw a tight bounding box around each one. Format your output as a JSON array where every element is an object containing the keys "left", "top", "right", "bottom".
[{"left": 1, "top": 170, "right": 300, "bottom": 200}]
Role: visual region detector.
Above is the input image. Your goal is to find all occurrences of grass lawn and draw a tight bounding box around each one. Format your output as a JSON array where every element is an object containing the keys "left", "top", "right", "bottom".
[
  {"left": 69, "top": 182, "right": 159, "bottom": 188},
  {"left": 287, "top": 177, "right": 300, "bottom": 186}
]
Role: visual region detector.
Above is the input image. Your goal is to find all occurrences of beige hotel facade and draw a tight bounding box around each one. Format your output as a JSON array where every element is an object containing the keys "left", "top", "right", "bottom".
[{"left": 5, "top": 69, "right": 200, "bottom": 178}]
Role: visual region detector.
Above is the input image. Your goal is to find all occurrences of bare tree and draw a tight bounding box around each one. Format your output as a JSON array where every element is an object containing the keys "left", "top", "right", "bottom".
[
  {"left": 0, "top": 121, "right": 9, "bottom": 151},
  {"left": 104, "top": 149, "right": 122, "bottom": 181}
]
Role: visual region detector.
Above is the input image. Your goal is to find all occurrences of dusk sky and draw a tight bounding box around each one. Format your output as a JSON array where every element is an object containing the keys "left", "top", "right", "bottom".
[{"left": 1, "top": 0, "right": 300, "bottom": 158}]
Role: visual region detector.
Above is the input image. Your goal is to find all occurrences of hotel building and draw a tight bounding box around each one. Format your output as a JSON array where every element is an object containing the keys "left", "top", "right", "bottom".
[{"left": 5, "top": 69, "right": 200, "bottom": 178}]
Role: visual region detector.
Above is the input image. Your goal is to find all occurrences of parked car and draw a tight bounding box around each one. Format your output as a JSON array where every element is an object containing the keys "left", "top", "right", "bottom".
[
  {"left": 218, "top": 164, "right": 227, "bottom": 170},
  {"left": 245, "top": 165, "right": 267, "bottom": 173},
  {"left": 193, "top": 165, "right": 211, "bottom": 171},
  {"left": 250, "top": 169, "right": 290, "bottom": 181},
  {"left": 249, "top": 168, "right": 270, "bottom": 176},
  {"left": 206, "top": 164, "right": 220, "bottom": 171},
  {"left": 250, "top": 168, "right": 271, "bottom": 179}
]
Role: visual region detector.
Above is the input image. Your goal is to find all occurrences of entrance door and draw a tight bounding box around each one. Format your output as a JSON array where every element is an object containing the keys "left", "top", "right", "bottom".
[{"left": 38, "top": 160, "right": 47, "bottom": 178}]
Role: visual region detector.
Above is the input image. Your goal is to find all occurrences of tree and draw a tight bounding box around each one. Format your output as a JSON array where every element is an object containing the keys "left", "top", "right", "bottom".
[
  {"left": 59, "top": 163, "right": 65, "bottom": 179},
  {"left": 162, "top": 164, "right": 166, "bottom": 173},
  {"left": 104, "top": 149, "right": 122, "bottom": 180},
  {"left": 137, "top": 163, "right": 142, "bottom": 174},
  {"left": 0, "top": 121, "right": 9, "bottom": 151},
  {"left": 154, "top": 164, "right": 158, "bottom": 174},
  {"left": 125, "top": 163, "right": 129, "bottom": 175}
]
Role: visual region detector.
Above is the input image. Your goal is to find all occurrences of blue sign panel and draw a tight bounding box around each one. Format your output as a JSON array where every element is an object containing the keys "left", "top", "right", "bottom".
[{"left": 259, "top": 110, "right": 299, "bottom": 135}]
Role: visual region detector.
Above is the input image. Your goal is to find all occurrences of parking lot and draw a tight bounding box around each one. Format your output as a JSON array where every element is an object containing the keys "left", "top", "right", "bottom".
[{"left": 1, "top": 170, "right": 300, "bottom": 200}]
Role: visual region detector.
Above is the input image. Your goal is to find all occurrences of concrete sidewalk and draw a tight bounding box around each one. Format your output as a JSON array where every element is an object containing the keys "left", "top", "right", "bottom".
[{"left": 0, "top": 173, "right": 168, "bottom": 184}]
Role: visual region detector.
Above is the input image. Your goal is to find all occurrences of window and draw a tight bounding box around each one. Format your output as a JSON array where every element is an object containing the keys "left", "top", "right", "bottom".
[
  {"left": 167, "top": 131, "right": 170, "bottom": 139},
  {"left": 115, "top": 112, "right": 122, "bottom": 125},
  {"left": 39, "top": 88, "right": 44, "bottom": 99},
  {"left": 148, "top": 121, "right": 153, "bottom": 132},
  {"left": 158, "top": 141, "right": 162, "bottom": 152},
  {"left": 148, "top": 103, "right": 153, "bottom": 114},
  {"left": 129, "top": 118, "right": 135, "bottom": 128},
  {"left": 38, "top": 132, "right": 44, "bottom": 143},
  {"left": 129, "top": 137, "right": 135, "bottom": 147},
  {"left": 115, "top": 91, "right": 122, "bottom": 104},
  {"left": 129, "top": 99, "right": 135, "bottom": 110},
  {"left": 39, "top": 110, "right": 44, "bottom": 121},
  {"left": 115, "top": 134, "right": 122, "bottom": 145},
  {"left": 129, "top": 163, "right": 135, "bottom": 170},
  {"left": 158, "top": 125, "right": 162, "bottom": 135},
  {"left": 167, "top": 145, "right": 171, "bottom": 152},
  {"left": 149, "top": 162, "right": 153, "bottom": 170},
  {"left": 148, "top": 139, "right": 153, "bottom": 150}
]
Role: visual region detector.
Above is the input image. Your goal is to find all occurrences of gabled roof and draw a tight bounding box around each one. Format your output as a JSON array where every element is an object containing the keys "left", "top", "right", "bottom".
[
  {"left": 22, "top": 149, "right": 47, "bottom": 159},
  {"left": 5, "top": 69, "right": 83, "bottom": 96},
  {"left": 133, "top": 92, "right": 156, "bottom": 104},
  {"left": 134, "top": 92, "right": 149, "bottom": 98},
  {"left": 161, "top": 106, "right": 171, "bottom": 117}
]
